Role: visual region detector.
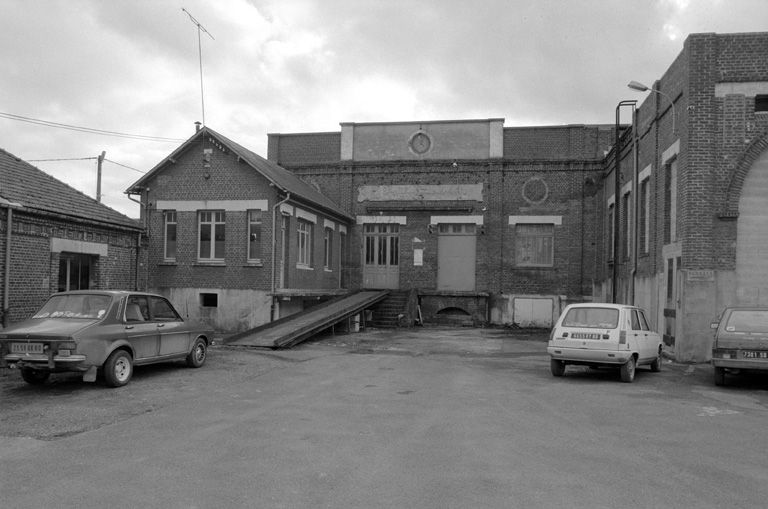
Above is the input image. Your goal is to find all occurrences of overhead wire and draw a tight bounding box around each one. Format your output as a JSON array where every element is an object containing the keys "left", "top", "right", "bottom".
[{"left": 0, "top": 111, "right": 185, "bottom": 142}]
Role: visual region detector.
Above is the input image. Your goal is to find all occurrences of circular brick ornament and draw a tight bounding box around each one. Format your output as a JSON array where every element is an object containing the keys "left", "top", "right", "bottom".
[{"left": 522, "top": 177, "right": 549, "bottom": 204}]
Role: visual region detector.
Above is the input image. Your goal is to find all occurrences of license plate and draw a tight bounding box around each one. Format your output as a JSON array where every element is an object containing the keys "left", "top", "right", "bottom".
[
  {"left": 571, "top": 333, "right": 601, "bottom": 340},
  {"left": 10, "top": 342, "right": 44, "bottom": 354},
  {"left": 742, "top": 350, "right": 768, "bottom": 359}
]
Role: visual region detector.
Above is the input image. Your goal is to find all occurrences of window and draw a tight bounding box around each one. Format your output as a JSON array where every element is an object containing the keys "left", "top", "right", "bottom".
[
  {"left": 324, "top": 227, "right": 333, "bottom": 269},
  {"left": 756, "top": 95, "right": 768, "bottom": 113},
  {"left": 664, "top": 158, "right": 677, "bottom": 244},
  {"left": 607, "top": 204, "right": 615, "bottom": 261},
  {"left": 622, "top": 191, "right": 631, "bottom": 259},
  {"left": 200, "top": 293, "right": 218, "bottom": 307},
  {"left": 164, "top": 211, "right": 177, "bottom": 261},
  {"left": 639, "top": 178, "right": 650, "bottom": 254},
  {"left": 247, "top": 210, "right": 262, "bottom": 262},
  {"left": 515, "top": 224, "right": 554, "bottom": 267},
  {"left": 364, "top": 224, "right": 399, "bottom": 266},
  {"left": 58, "top": 253, "right": 94, "bottom": 292},
  {"left": 198, "top": 211, "right": 225, "bottom": 261},
  {"left": 297, "top": 219, "right": 313, "bottom": 267},
  {"left": 149, "top": 296, "right": 181, "bottom": 321}
]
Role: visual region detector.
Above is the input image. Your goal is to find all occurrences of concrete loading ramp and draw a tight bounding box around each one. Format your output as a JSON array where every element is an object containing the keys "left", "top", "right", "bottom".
[{"left": 225, "top": 290, "right": 389, "bottom": 349}]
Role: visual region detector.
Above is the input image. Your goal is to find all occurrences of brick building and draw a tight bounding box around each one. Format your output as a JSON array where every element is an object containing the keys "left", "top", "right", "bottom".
[
  {"left": 268, "top": 120, "right": 613, "bottom": 327},
  {"left": 600, "top": 32, "right": 768, "bottom": 362},
  {"left": 0, "top": 148, "right": 144, "bottom": 327},
  {"left": 125, "top": 127, "right": 353, "bottom": 332}
]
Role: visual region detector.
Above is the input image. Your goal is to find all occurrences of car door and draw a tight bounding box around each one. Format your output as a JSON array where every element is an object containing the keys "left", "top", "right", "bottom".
[
  {"left": 124, "top": 295, "right": 160, "bottom": 359},
  {"left": 631, "top": 309, "right": 655, "bottom": 362},
  {"left": 150, "top": 296, "right": 191, "bottom": 356}
]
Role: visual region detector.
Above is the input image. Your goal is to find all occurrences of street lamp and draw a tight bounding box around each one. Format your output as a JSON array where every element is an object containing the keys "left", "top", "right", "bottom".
[{"left": 627, "top": 80, "right": 676, "bottom": 134}]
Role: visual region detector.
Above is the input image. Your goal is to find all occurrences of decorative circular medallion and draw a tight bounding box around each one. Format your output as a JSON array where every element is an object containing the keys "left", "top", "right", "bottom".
[
  {"left": 522, "top": 177, "right": 549, "bottom": 204},
  {"left": 409, "top": 131, "right": 432, "bottom": 154}
]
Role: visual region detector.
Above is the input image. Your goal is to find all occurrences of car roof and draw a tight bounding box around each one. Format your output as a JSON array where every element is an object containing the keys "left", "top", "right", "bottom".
[
  {"left": 564, "top": 303, "right": 639, "bottom": 310},
  {"left": 50, "top": 290, "right": 166, "bottom": 298}
]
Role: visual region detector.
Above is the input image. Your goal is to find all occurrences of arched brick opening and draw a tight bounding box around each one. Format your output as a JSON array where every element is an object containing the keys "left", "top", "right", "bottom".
[{"left": 722, "top": 131, "right": 768, "bottom": 218}]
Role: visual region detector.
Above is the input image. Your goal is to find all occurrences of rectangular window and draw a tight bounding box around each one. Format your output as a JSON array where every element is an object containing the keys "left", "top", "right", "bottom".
[
  {"left": 639, "top": 178, "right": 649, "bottom": 254},
  {"left": 664, "top": 158, "right": 677, "bottom": 244},
  {"left": 164, "top": 211, "right": 177, "bottom": 261},
  {"left": 622, "top": 191, "right": 631, "bottom": 259},
  {"left": 297, "top": 219, "right": 313, "bottom": 267},
  {"left": 198, "top": 211, "right": 225, "bottom": 261},
  {"left": 607, "top": 204, "right": 615, "bottom": 261},
  {"left": 247, "top": 210, "right": 262, "bottom": 262},
  {"left": 324, "top": 227, "right": 333, "bottom": 269},
  {"left": 756, "top": 95, "right": 768, "bottom": 113},
  {"left": 515, "top": 224, "right": 554, "bottom": 267},
  {"left": 364, "top": 224, "right": 399, "bottom": 267}
]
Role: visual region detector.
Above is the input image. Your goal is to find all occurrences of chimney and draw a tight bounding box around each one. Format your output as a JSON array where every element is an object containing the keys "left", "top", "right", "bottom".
[{"left": 195, "top": 121, "right": 202, "bottom": 133}]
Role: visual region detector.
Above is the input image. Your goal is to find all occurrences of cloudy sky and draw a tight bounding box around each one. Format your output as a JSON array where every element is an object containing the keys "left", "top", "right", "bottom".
[{"left": 1, "top": 0, "right": 766, "bottom": 217}]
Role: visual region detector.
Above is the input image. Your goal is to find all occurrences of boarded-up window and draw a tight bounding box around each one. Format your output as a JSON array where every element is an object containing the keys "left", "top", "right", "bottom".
[{"left": 515, "top": 224, "right": 554, "bottom": 267}]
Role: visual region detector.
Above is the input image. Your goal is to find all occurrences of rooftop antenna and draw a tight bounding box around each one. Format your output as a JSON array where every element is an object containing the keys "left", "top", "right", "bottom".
[{"left": 182, "top": 8, "right": 214, "bottom": 126}]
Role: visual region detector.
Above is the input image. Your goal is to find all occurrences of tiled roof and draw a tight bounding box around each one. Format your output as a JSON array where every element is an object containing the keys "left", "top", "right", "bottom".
[
  {"left": 0, "top": 147, "right": 141, "bottom": 230},
  {"left": 127, "top": 127, "right": 352, "bottom": 222}
]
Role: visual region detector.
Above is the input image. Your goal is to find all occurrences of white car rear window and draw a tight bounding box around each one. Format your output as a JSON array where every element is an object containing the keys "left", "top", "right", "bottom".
[{"left": 562, "top": 308, "right": 619, "bottom": 329}]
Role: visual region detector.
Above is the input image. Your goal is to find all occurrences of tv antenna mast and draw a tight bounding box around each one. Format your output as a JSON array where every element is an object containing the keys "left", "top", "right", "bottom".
[{"left": 182, "top": 8, "right": 214, "bottom": 126}]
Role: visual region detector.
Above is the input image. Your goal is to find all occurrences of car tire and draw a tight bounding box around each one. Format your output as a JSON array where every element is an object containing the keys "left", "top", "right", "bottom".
[
  {"left": 103, "top": 350, "right": 133, "bottom": 387},
  {"left": 650, "top": 351, "right": 662, "bottom": 372},
  {"left": 550, "top": 359, "right": 566, "bottom": 377},
  {"left": 620, "top": 356, "right": 636, "bottom": 383},
  {"left": 21, "top": 368, "right": 50, "bottom": 385},
  {"left": 714, "top": 366, "right": 726, "bottom": 386},
  {"left": 186, "top": 337, "right": 207, "bottom": 368}
]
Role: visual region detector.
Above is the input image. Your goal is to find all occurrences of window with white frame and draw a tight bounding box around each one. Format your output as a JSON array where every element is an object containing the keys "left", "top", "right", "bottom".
[
  {"left": 247, "top": 210, "right": 262, "bottom": 262},
  {"left": 198, "top": 210, "right": 225, "bottom": 261},
  {"left": 297, "top": 219, "right": 313, "bottom": 267},
  {"left": 515, "top": 224, "right": 554, "bottom": 267},
  {"left": 163, "top": 211, "right": 177, "bottom": 261},
  {"left": 324, "top": 227, "right": 333, "bottom": 269}
]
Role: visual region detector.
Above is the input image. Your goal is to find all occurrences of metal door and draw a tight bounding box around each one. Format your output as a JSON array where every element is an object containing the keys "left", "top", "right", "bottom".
[
  {"left": 437, "top": 224, "right": 476, "bottom": 291},
  {"left": 362, "top": 224, "right": 400, "bottom": 289}
]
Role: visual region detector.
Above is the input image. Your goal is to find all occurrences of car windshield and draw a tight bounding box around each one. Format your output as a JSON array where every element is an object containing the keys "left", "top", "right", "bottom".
[
  {"left": 562, "top": 307, "right": 619, "bottom": 329},
  {"left": 725, "top": 310, "right": 768, "bottom": 333},
  {"left": 32, "top": 294, "right": 112, "bottom": 319}
]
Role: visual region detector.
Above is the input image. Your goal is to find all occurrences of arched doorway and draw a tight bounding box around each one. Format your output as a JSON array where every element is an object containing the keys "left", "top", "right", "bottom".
[{"left": 736, "top": 148, "right": 768, "bottom": 304}]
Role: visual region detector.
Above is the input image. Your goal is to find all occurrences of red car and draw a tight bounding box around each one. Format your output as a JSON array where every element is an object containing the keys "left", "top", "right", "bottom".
[{"left": 0, "top": 291, "right": 213, "bottom": 387}]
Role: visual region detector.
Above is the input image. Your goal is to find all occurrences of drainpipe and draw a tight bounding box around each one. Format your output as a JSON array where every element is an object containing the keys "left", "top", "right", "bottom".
[
  {"left": 271, "top": 191, "right": 291, "bottom": 321},
  {"left": 613, "top": 100, "right": 637, "bottom": 303},
  {"left": 631, "top": 107, "right": 639, "bottom": 305},
  {"left": 127, "top": 189, "right": 148, "bottom": 291},
  {"left": 2, "top": 200, "right": 22, "bottom": 328}
]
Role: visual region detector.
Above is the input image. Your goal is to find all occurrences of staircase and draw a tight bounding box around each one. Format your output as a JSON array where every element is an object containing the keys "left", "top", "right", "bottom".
[{"left": 370, "top": 291, "right": 411, "bottom": 328}]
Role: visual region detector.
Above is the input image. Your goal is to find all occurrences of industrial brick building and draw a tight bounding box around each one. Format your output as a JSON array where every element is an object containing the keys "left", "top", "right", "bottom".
[
  {"left": 0, "top": 148, "right": 144, "bottom": 327},
  {"left": 129, "top": 31, "right": 768, "bottom": 362}
]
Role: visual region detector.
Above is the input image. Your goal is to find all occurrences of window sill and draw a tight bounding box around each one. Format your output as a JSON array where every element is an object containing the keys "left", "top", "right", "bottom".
[
  {"left": 296, "top": 264, "right": 314, "bottom": 271},
  {"left": 159, "top": 261, "right": 177, "bottom": 266},
  {"left": 324, "top": 268, "right": 333, "bottom": 273},
  {"left": 244, "top": 261, "right": 264, "bottom": 267},
  {"left": 193, "top": 261, "right": 226, "bottom": 267}
]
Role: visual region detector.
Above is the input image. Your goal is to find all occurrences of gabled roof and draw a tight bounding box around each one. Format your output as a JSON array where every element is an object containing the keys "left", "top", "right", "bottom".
[
  {"left": 126, "top": 126, "right": 352, "bottom": 222},
  {"left": 0, "top": 147, "right": 141, "bottom": 230}
]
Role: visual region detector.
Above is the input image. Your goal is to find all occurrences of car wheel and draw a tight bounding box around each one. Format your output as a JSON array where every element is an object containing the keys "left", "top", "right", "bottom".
[
  {"left": 714, "top": 367, "right": 726, "bottom": 386},
  {"left": 103, "top": 350, "right": 133, "bottom": 387},
  {"left": 186, "top": 337, "right": 207, "bottom": 368},
  {"left": 550, "top": 359, "right": 566, "bottom": 377},
  {"left": 650, "top": 351, "right": 662, "bottom": 372},
  {"left": 620, "top": 356, "right": 636, "bottom": 383},
  {"left": 21, "top": 368, "right": 50, "bottom": 385}
]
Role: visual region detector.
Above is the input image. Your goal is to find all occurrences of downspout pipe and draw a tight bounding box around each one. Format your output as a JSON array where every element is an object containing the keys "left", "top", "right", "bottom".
[
  {"left": 127, "top": 190, "right": 148, "bottom": 291},
  {"left": 613, "top": 100, "right": 637, "bottom": 304},
  {"left": 271, "top": 191, "right": 291, "bottom": 322},
  {"left": 2, "top": 200, "right": 22, "bottom": 328},
  {"left": 631, "top": 107, "right": 639, "bottom": 305}
]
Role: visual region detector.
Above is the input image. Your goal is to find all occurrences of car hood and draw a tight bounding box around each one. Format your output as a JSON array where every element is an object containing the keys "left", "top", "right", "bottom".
[{"left": 0, "top": 318, "right": 99, "bottom": 339}]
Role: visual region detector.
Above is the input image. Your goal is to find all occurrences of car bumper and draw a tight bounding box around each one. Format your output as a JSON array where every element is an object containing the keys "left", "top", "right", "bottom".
[
  {"left": 548, "top": 347, "right": 631, "bottom": 365},
  {"left": 712, "top": 358, "right": 768, "bottom": 371},
  {"left": 3, "top": 353, "right": 88, "bottom": 371}
]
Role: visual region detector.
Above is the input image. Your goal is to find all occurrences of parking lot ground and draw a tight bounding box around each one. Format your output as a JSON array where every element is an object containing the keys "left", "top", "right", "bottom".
[{"left": 3, "top": 325, "right": 768, "bottom": 508}]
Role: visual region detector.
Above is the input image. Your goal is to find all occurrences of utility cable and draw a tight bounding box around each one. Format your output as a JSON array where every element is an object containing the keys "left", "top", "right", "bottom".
[{"left": 0, "top": 111, "right": 185, "bottom": 142}]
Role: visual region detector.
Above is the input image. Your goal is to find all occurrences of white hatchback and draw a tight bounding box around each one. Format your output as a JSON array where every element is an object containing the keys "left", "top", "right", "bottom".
[{"left": 547, "top": 303, "right": 663, "bottom": 383}]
